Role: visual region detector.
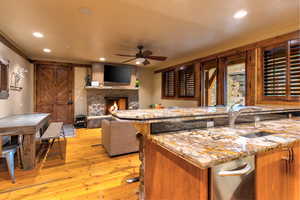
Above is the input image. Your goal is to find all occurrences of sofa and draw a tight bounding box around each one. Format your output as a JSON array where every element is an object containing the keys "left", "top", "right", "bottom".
[{"left": 101, "top": 119, "right": 139, "bottom": 156}]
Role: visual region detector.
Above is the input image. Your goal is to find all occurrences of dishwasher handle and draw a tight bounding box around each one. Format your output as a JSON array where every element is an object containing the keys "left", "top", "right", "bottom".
[{"left": 218, "top": 163, "right": 252, "bottom": 176}]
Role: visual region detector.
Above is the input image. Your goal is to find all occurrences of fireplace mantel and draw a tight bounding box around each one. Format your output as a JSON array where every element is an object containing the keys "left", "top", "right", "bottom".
[{"left": 85, "top": 86, "right": 139, "bottom": 90}]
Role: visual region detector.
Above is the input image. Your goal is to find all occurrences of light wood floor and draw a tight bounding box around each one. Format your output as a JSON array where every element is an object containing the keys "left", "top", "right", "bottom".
[{"left": 0, "top": 129, "right": 140, "bottom": 200}]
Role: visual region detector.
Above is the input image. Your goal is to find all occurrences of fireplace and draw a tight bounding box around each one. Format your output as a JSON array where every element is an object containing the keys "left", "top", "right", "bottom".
[
  {"left": 105, "top": 97, "right": 128, "bottom": 115},
  {"left": 87, "top": 89, "right": 138, "bottom": 116}
]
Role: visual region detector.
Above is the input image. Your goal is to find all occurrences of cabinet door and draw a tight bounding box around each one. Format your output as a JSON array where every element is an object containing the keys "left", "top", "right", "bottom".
[
  {"left": 256, "top": 149, "right": 289, "bottom": 200},
  {"left": 289, "top": 143, "right": 300, "bottom": 200}
]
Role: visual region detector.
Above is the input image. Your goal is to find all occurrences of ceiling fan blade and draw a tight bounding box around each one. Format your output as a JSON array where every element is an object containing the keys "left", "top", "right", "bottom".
[
  {"left": 143, "top": 59, "right": 150, "bottom": 65},
  {"left": 142, "top": 50, "right": 153, "bottom": 57},
  {"left": 115, "top": 54, "right": 136, "bottom": 57},
  {"left": 147, "top": 56, "right": 167, "bottom": 61},
  {"left": 122, "top": 58, "right": 136, "bottom": 63}
]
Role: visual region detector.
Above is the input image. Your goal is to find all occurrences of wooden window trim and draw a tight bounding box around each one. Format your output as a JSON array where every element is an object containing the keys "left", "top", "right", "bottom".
[
  {"left": 162, "top": 69, "right": 176, "bottom": 98},
  {"left": 0, "top": 62, "right": 8, "bottom": 91},
  {"left": 261, "top": 39, "right": 300, "bottom": 102},
  {"left": 0, "top": 60, "right": 9, "bottom": 99},
  {"left": 177, "top": 65, "right": 196, "bottom": 98},
  {"left": 161, "top": 65, "right": 199, "bottom": 100}
]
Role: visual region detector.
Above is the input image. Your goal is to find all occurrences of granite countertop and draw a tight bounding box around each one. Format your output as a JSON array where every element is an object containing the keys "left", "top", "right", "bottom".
[
  {"left": 112, "top": 105, "right": 300, "bottom": 121},
  {"left": 151, "top": 118, "right": 300, "bottom": 169}
]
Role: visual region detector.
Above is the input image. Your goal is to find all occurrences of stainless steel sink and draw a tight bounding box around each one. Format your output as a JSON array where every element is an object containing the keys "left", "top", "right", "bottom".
[{"left": 241, "top": 131, "right": 276, "bottom": 138}]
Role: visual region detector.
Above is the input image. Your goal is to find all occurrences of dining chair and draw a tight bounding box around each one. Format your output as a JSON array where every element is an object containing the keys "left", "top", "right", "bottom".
[{"left": 0, "top": 131, "right": 23, "bottom": 183}]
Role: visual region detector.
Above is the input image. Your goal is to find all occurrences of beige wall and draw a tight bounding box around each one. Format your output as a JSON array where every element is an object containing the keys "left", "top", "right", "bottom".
[
  {"left": 138, "top": 68, "right": 153, "bottom": 109},
  {"left": 74, "top": 67, "right": 88, "bottom": 116},
  {"left": 0, "top": 41, "right": 34, "bottom": 119}
]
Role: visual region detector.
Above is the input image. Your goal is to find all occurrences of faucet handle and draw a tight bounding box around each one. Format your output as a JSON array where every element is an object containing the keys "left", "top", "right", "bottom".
[{"left": 229, "top": 99, "right": 244, "bottom": 110}]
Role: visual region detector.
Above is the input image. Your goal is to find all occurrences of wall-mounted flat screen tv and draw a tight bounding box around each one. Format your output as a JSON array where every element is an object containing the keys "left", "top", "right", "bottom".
[{"left": 104, "top": 65, "right": 132, "bottom": 84}]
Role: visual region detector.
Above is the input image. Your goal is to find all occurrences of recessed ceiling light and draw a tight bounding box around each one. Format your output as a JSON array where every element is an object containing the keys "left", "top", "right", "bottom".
[
  {"left": 43, "top": 48, "right": 51, "bottom": 53},
  {"left": 32, "top": 32, "right": 44, "bottom": 38},
  {"left": 99, "top": 57, "right": 106, "bottom": 61},
  {"left": 233, "top": 10, "right": 248, "bottom": 19},
  {"left": 136, "top": 61, "right": 141, "bottom": 65}
]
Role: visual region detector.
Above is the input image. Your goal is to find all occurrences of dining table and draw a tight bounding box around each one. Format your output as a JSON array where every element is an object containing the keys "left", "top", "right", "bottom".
[{"left": 0, "top": 113, "right": 50, "bottom": 170}]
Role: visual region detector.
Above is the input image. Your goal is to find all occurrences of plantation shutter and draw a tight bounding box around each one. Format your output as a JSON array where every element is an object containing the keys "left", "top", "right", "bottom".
[
  {"left": 263, "top": 44, "right": 287, "bottom": 96},
  {"left": 163, "top": 70, "right": 176, "bottom": 97},
  {"left": 178, "top": 65, "right": 195, "bottom": 97},
  {"left": 289, "top": 39, "right": 300, "bottom": 96}
]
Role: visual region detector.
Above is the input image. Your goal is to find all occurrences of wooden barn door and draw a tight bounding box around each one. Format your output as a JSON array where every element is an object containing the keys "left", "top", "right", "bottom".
[{"left": 35, "top": 64, "right": 74, "bottom": 124}]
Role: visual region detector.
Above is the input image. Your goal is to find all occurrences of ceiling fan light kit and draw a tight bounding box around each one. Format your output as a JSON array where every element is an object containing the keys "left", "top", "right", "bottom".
[{"left": 116, "top": 45, "right": 167, "bottom": 66}]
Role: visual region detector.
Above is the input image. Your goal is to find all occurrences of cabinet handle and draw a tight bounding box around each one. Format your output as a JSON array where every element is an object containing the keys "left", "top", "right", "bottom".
[
  {"left": 290, "top": 148, "right": 294, "bottom": 162},
  {"left": 282, "top": 148, "right": 290, "bottom": 174}
]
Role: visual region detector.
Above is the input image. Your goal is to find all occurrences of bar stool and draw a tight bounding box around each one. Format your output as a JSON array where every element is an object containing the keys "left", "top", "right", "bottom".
[{"left": 0, "top": 131, "right": 23, "bottom": 183}]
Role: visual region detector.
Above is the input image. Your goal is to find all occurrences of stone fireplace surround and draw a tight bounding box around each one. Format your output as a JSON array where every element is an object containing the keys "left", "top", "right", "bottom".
[{"left": 87, "top": 89, "right": 139, "bottom": 116}]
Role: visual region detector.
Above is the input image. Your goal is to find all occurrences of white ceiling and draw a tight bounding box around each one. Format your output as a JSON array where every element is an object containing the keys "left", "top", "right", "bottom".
[{"left": 0, "top": 0, "right": 299, "bottom": 66}]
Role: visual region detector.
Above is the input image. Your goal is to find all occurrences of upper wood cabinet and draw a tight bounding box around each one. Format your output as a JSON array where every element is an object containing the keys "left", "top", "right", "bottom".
[{"left": 0, "top": 60, "right": 9, "bottom": 99}]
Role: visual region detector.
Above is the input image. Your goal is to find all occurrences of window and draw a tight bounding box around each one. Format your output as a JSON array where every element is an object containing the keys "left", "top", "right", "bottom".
[
  {"left": 0, "top": 60, "right": 9, "bottom": 99},
  {"left": 162, "top": 70, "right": 176, "bottom": 97},
  {"left": 202, "top": 59, "right": 218, "bottom": 106},
  {"left": 289, "top": 39, "right": 300, "bottom": 97},
  {"left": 178, "top": 65, "right": 195, "bottom": 97},
  {"left": 226, "top": 63, "right": 246, "bottom": 105},
  {"left": 262, "top": 39, "right": 300, "bottom": 100}
]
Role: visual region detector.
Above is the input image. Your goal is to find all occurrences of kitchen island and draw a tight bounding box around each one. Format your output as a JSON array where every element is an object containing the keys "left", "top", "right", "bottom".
[{"left": 112, "top": 106, "right": 300, "bottom": 200}]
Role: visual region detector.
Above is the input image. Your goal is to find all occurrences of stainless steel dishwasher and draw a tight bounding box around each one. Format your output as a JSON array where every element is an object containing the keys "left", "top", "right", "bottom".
[{"left": 210, "top": 156, "right": 255, "bottom": 200}]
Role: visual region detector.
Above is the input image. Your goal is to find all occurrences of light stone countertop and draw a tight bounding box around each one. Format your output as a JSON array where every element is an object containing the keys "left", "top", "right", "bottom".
[
  {"left": 151, "top": 118, "right": 300, "bottom": 168},
  {"left": 112, "top": 105, "right": 300, "bottom": 121}
]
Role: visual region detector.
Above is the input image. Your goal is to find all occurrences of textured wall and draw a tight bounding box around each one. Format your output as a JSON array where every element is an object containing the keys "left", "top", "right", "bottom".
[{"left": 0, "top": 41, "right": 34, "bottom": 119}]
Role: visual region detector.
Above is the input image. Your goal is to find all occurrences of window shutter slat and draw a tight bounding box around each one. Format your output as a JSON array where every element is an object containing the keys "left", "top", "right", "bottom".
[
  {"left": 178, "top": 65, "right": 195, "bottom": 97},
  {"left": 263, "top": 44, "right": 287, "bottom": 97},
  {"left": 289, "top": 39, "right": 300, "bottom": 96},
  {"left": 163, "top": 70, "right": 176, "bottom": 97}
]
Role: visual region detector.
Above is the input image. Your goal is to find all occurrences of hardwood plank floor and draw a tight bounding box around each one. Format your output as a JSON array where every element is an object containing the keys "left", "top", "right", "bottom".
[{"left": 0, "top": 129, "right": 140, "bottom": 200}]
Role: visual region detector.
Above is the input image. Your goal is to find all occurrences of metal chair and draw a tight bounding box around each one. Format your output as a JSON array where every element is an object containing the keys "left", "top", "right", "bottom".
[{"left": 0, "top": 131, "right": 23, "bottom": 183}]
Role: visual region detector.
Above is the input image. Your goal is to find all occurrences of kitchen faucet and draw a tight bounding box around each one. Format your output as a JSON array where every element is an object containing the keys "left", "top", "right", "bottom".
[{"left": 228, "top": 101, "right": 263, "bottom": 128}]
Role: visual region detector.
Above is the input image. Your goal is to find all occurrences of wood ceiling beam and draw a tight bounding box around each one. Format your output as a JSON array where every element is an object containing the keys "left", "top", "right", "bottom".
[{"left": 32, "top": 60, "right": 92, "bottom": 68}]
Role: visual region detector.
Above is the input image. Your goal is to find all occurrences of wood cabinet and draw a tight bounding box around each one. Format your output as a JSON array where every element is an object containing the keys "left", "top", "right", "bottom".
[
  {"left": 289, "top": 143, "right": 300, "bottom": 200},
  {"left": 256, "top": 143, "right": 300, "bottom": 200},
  {"left": 144, "top": 140, "right": 208, "bottom": 200}
]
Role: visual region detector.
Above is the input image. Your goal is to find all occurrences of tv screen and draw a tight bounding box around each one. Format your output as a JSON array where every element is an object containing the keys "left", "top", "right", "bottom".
[{"left": 104, "top": 65, "right": 132, "bottom": 84}]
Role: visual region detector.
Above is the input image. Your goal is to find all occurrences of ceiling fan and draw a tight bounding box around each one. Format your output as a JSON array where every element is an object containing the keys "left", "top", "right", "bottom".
[{"left": 116, "top": 45, "right": 167, "bottom": 65}]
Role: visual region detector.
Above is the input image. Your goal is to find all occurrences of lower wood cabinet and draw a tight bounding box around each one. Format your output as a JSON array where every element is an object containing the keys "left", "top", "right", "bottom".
[
  {"left": 289, "top": 144, "right": 300, "bottom": 200},
  {"left": 256, "top": 143, "right": 300, "bottom": 200},
  {"left": 144, "top": 140, "right": 208, "bottom": 200}
]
